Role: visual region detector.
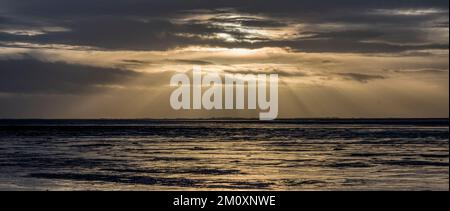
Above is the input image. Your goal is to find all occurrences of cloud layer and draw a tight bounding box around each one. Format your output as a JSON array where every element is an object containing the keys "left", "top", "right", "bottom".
[
  {"left": 1, "top": 0, "right": 448, "bottom": 52},
  {"left": 0, "top": 0, "right": 448, "bottom": 118}
]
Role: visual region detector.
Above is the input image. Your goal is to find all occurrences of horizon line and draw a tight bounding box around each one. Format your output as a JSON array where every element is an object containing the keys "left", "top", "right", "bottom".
[{"left": 1, "top": 117, "right": 448, "bottom": 120}]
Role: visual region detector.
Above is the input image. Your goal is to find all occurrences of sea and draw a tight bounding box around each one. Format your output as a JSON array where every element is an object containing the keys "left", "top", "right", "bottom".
[{"left": 0, "top": 119, "right": 448, "bottom": 191}]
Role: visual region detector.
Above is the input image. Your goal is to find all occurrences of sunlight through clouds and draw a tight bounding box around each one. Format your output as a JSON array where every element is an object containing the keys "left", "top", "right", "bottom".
[{"left": 0, "top": 0, "right": 448, "bottom": 118}]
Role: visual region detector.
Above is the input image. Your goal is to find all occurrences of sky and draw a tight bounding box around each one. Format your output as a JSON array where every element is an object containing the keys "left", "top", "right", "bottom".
[{"left": 0, "top": 0, "right": 448, "bottom": 119}]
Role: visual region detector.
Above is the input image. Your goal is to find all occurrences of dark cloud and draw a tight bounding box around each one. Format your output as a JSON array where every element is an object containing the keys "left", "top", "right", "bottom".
[
  {"left": 338, "top": 73, "right": 387, "bottom": 83},
  {"left": 416, "top": 69, "right": 449, "bottom": 74},
  {"left": 0, "top": 16, "right": 9, "bottom": 24},
  {"left": 224, "top": 69, "right": 308, "bottom": 77},
  {"left": 272, "top": 40, "right": 448, "bottom": 54},
  {"left": 20, "top": 18, "right": 201, "bottom": 51},
  {"left": 121, "top": 59, "right": 151, "bottom": 65},
  {"left": 433, "top": 22, "right": 449, "bottom": 28},
  {"left": 395, "top": 69, "right": 449, "bottom": 75},
  {"left": 2, "top": 0, "right": 448, "bottom": 18},
  {"left": 0, "top": 58, "right": 140, "bottom": 94},
  {"left": 166, "top": 59, "right": 214, "bottom": 65},
  {"left": 208, "top": 16, "right": 288, "bottom": 28},
  {"left": 0, "top": 0, "right": 448, "bottom": 52},
  {"left": 239, "top": 19, "right": 288, "bottom": 28},
  {"left": 0, "top": 17, "right": 257, "bottom": 51}
]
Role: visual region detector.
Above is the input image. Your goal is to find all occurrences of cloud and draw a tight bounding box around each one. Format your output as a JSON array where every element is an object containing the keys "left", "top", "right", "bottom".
[
  {"left": 0, "top": 16, "right": 9, "bottom": 24},
  {"left": 394, "top": 68, "right": 449, "bottom": 75},
  {"left": 121, "top": 59, "right": 151, "bottom": 65},
  {"left": 166, "top": 59, "right": 214, "bottom": 65},
  {"left": 2, "top": 0, "right": 448, "bottom": 17},
  {"left": 224, "top": 68, "right": 308, "bottom": 77},
  {"left": 238, "top": 19, "right": 289, "bottom": 28},
  {"left": 0, "top": 0, "right": 447, "bottom": 53},
  {"left": 337, "top": 73, "right": 387, "bottom": 83},
  {"left": 0, "top": 58, "right": 142, "bottom": 94},
  {"left": 0, "top": 0, "right": 448, "bottom": 118}
]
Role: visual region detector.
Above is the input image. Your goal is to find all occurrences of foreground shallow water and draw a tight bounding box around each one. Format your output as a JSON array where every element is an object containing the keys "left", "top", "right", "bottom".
[{"left": 0, "top": 119, "right": 448, "bottom": 191}]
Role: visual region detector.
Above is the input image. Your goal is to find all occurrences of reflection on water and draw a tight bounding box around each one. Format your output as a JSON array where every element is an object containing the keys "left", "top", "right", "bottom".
[{"left": 0, "top": 119, "right": 448, "bottom": 191}]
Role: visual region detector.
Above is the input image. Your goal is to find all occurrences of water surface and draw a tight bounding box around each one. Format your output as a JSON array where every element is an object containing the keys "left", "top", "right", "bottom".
[{"left": 0, "top": 119, "right": 448, "bottom": 191}]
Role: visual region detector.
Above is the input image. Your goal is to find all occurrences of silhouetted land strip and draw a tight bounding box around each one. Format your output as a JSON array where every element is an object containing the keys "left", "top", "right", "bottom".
[{"left": 0, "top": 118, "right": 448, "bottom": 126}]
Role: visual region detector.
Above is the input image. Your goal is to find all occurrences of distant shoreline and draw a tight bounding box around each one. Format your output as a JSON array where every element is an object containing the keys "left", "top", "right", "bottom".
[
  {"left": 1, "top": 117, "right": 448, "bottom": 120},
  {"left": 0, "top": 118, "right": 448, "bottom": 126}
]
